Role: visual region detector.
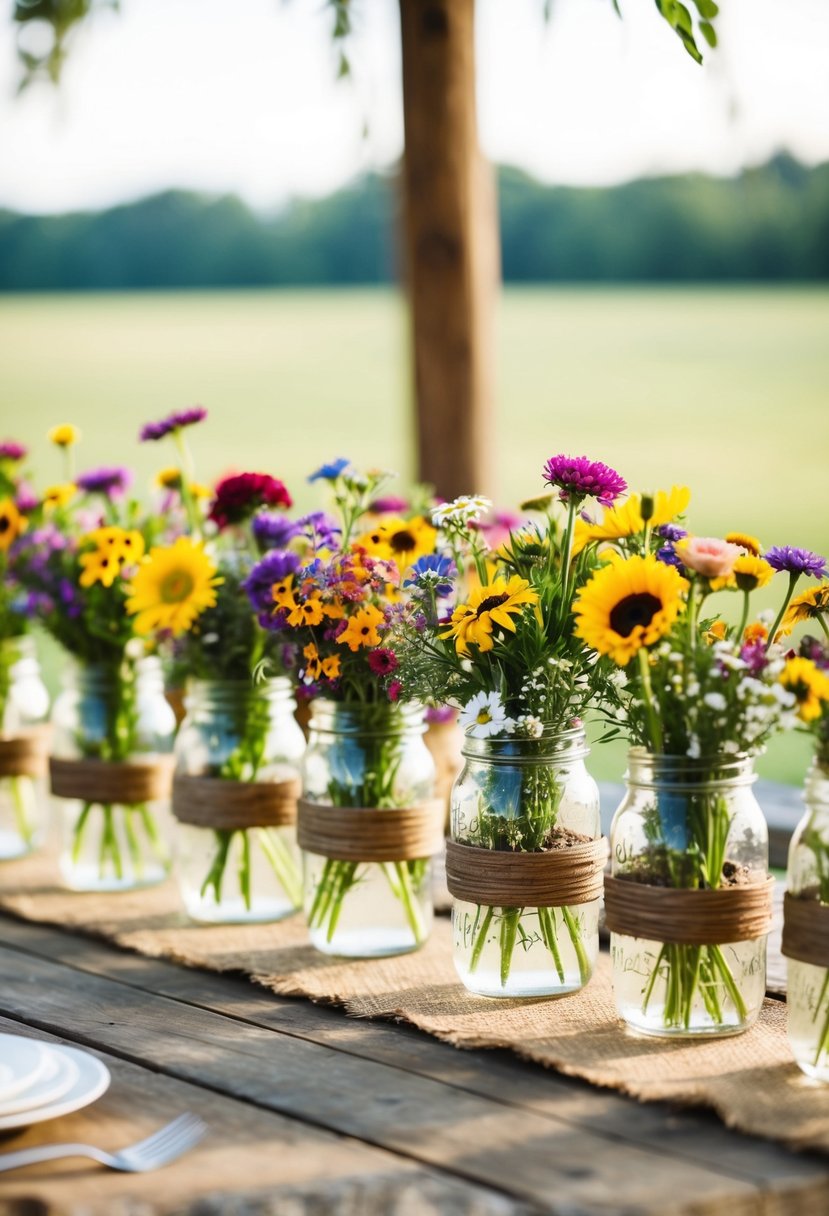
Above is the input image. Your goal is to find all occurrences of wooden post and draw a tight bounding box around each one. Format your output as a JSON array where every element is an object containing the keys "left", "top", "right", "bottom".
[{"left": 398, "top": 0, "right": 499, "bottom": 501}]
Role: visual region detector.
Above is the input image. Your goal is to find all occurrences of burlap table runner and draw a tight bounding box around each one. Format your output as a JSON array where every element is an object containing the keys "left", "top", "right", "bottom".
[{"left": 0, "top": 850, "right": 827, "bottom": 1156}]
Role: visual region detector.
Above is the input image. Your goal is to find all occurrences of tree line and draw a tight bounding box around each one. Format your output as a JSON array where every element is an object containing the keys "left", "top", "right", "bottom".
[{"left": 1, "top": 154, "right": 826, "bottom": 290}]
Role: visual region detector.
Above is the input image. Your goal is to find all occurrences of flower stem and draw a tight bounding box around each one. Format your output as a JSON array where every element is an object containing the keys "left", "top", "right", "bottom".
[
  {"left": 10, "top": 777, "right": 34, "bottom": 847},
  {"left": 737, "top": 591, "right": 750, "bottom": 642},
  {"left": 767, "top": 573, "right": 800, "bottom": 649},
  {"left": 258, "top": 828, "right": 302, "bottom": 907},
  {"left": 637, "top": 648, "right": 662, "bottom": 753}
]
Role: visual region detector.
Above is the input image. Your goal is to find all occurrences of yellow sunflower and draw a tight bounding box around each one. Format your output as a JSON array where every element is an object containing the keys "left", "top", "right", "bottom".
[
  {"left": 573, "top": 553, "right": 687, "bottom": 666},
  {"left": 725, "top": 531, "right": 762, "bottom": 557},
  {"left": 733, "top": 554, "right": 774, "bottom": 592},
  {"left": 572, "top": 486, "right": 691, "bottom": 556},
  {"left": 440, "top": 575, "right": 539, "bottom": 656},
  {"left": 778, "top": 582, "right": 829, "bottom": 638},
  {"left": 780, "top": 657, "right": 829, "bottom": 723},
  {"left": 126, "top": 538, "right": 222, "bottom": 636},
  {"left": 355, "top": 516, "right": 436, "bottom": 571},
  {"left": 43, "top": 482, "right": 77, "bottom": 511},
  {"left": 0, "top": 498, "right": 26, "bottom": 552}
]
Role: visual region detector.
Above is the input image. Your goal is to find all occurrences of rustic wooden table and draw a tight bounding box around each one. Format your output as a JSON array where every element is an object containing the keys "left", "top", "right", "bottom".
[{"left": 0, "top": 908, "right": 828, "bottom": 1215}]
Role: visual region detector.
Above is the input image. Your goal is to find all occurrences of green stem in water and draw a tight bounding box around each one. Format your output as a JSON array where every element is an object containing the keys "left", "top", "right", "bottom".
[
  {"left": 10, "top": 776, "right": 35, "bottom": 848},
  {"left": 469, "top": 905, "right": 494, "bottom": 974},
  {"left": 811, "top": 968, "right": 829, "bottom": 1069},
  {"left": 200, "top": 830, "right": 233, "bottom": 904},
  {"left": 538, "top": 906, "right": 565, "bottom": 983},
  {"left": 122, "top": 808, "right": 143, "bottom": 878},
  {"left": 561, "top": 905, "right": 591, "bottom": 987},
  {"left": 71, "top": 802, "right": 93, "bottom": 864},
  {"left": 257, "top": 828, "right": 302, "bottom": 908},
  {"left": 390, "top": 861, "right": 427, "bottom": 945},
  {"left": 238, "top": 830, "right": 252, "bottom": 911},
  {"left": 499, "top": 907, "right": 521, "bottom": 988}
]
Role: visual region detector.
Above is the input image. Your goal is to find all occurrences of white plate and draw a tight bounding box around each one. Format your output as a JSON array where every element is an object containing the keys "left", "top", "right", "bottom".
[
  {"left": 0, "top": 1046, "right": 110, "bottom": 1131},
  {"left": 0, "top": 1036, "right": 49, "bottom": 1104},
  {"left": 0, "top": 1045, "right": 81, "bottom": 1117}
]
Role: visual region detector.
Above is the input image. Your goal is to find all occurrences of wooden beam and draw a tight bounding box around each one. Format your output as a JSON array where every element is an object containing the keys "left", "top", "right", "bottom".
[{"left": 399, "top": 0, "right": 499, "bottom": 500}]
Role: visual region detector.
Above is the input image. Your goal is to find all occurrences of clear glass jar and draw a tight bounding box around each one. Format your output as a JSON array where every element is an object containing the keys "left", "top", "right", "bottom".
[
  {"left": 302, "top": 700, "right": 436, "bottom": 958},
  {"left": 610, "top": 750, "right": 768, "bottom": 1037},
  {"left": 174, "top": 678, "right": 305, "bottom": 923},
  {"left": 0, "top": 637, "right": 50, "bottom": 860},
  {"left": 786, "top": 761, "right": 829, "bottom": 1081},
  {"left": 51, "top": 657, "right": 176, "bottom": 891},
  {"left": 450, "top": 726, "right": 601, "bottom": 998}
]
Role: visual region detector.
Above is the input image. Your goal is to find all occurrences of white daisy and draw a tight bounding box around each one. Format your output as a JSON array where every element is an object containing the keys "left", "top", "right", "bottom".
[{"left": 459, "top": 691, "right": 514, "bottom": 738}]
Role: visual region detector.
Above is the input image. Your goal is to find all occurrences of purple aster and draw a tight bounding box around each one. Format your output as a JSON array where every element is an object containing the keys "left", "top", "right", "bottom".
[
  {"left": 542, "top": 455, "right": 627, "bottom": 506},
  {"left": 404, "top": 553, "right": 456, "bottom": 597},
  {"left": 308, "top": 458, "right": 350, "bottom": 482},
  {"left": 369, "top": 495, "right": 409, "bottom": 514},
  {"left": 243, "top": 550, "right": 300, "bottom": 616},
  {"left": 139, "top": 406, "right": 207, "bottom": 443},
  {"left": 251, "top": 512, "right": 300, "bottom": 552},
  {"left": 76, "top": 466, "right": 133, "bottom": 498},
  {"left": 297, "top": 511, "right": 341, "bottom": 549},
  {"left": 0, "top": 440, "right": 26, "bottom": 462},
  {"left": 657, "top": 523, "right": 688, "bottom": 543},
  {"left": 765, "top": 546, "right": 827, "bottom": 579},
  {"left": 656, "top": 544, "right": 686, "bottom": 573}
]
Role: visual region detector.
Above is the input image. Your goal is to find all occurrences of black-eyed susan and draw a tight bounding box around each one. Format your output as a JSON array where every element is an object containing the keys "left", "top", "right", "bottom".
[
  {"left": 780, "top": 657, "right": 829, "bottom": 723},
  {"left": 779, "top": 583, "right": 829, "bottom": 638},
  {"left": 79, "top": 527, "right": 146, "bottom": 589},
  {"left": 573, "top": 553, "right": 687, "bottom": 665},
  {"left": 337, "top": 603, "right": 385, "bottom": 651},
  {"left": 440, "top": 575, "right": 539, "bottom": 656},
  {"left": 0, "top": 497, "right": 25, "bottom": 551},
  {"left": 43, "top": 482, "right": 76, "bottom": 511},
  {"left": 355, "top": 515, "right": 436, "bottom": 572},
  {"left": 126, "top": 537, "right": 222, "bottom": 636}
]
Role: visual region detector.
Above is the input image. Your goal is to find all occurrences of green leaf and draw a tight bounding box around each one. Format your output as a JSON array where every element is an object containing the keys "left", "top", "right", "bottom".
[{"left": 699, "top": 20, "right": 717, "bottom": 48}]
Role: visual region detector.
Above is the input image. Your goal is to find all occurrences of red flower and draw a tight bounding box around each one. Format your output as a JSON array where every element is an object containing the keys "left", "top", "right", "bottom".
[
  {"left": 209, "top": 473, "right": 292, "bottom": 528},
  {"left": 368, "top": 648, "right": 399, "bottom": 676}
]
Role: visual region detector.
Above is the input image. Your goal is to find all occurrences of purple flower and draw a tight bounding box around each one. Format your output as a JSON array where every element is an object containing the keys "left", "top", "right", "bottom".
[
  {"left": 76, "top": 466, "right": 132, "bottom": 498},
  {"left": 369, "top": 495, "right": 409, "bottom": 514},
  {"left": 765, "top": 546, "right": 827, "bottom": 579},
  {"left": 308, "top": 458, "right": 350, "bottom": 482},
  {"left": 15, "top": 482, "right": 38, "bottom": 513},
  {"left": 657, "top": 523, "right": 688, "bottom": 543},
  {"left": 740, "top": 639, "right": 768, "bottom": 676},
  {"left": 0, "top": 441, "right": 26, "bottom": 462},
  {"left": 252, "top": 512, "right": 300, "bottom": 552},
  {"left": 297, "top": 511, "right": 341, "bottom": 549},
  {"left": 243, "top": 550, "right": 300, "bottom": 615},
  {"left": 656, "top": 544, "right": 686, "bottom": 573},
  {"left": 542, "top": 455, "right": 627, "bottom": 506},
  {"left": 425, "top": 705, "right": 456, "bottom": 725},
  {"left": 139, "top": 406, "right": 207, "bottom": 443},
  {"left": 404, "top": 554, "right": 456, "bottom": 597}
]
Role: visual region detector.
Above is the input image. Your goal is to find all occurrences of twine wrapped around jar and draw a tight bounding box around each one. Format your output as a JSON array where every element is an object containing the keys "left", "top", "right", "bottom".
[
  {"left": 173, "top": 774, "right": 300, "bottom": 831},
  {"left": 50, "top": 756, "right": 174, "bottom": 805},
  {"left": 781, "top": 892, "right": 829, "bottom": 969},
  {"left": 604, "top": 873, "right": 775, "bottom": 946},
  {"left": 445, "top": 837, "right": 608, "bottom": 907},
  {"left": 0, "top": 727, "right": 50, "bottom": 779},
  {"left": 297, "top": 797, "right": 445, "bottom": 862}
]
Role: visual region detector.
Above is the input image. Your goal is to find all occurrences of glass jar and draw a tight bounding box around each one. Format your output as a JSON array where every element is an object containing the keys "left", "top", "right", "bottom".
[
  {"left": 610, "top": 750, "right": 768, "bottom": 1037},
  {"left": 786, "top": 761, "right": 829, "bottom": 1081},
  {"left": 0, "top": 637, "right": 50, "bottom": 860},
  {"left": 174, "top": 678, "right": 305, "bottom": 923},
  {"left": 302, "top": 700, "right": 436, "bottom": 958},
  {"left": 450, "top": 726, "right": 601, "bottom": 998},
  {"left": 51, "top": 657, "right": 176, "bottom": 891}
]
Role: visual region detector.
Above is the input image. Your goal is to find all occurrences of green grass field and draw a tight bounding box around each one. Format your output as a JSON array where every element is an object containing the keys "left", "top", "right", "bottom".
[{"left": 2, "top": 286, "right": 827, "bottom": 784}]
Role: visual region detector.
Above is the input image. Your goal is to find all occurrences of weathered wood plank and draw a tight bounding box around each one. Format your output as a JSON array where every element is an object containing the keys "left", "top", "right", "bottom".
[
  {"left": 0, "top": 941, "right": 776, "bottom": 1215},
  {"left": 0, "top": 915, "right": 819, "bottom": 1196},
  {"left": 0, "top": 1016, "right": 522, "bottom": 1216}
]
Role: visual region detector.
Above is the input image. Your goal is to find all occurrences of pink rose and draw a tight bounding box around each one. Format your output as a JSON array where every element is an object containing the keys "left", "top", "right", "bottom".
[{"left": 676, "top": 536, "right": 743, "bottom": 579}]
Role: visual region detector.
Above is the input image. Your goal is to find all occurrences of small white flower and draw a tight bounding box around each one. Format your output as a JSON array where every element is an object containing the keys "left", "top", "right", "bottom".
[
  {"left": 432, "top": 495, "right": 493, "bottom": 528},
  {"left": 687, "top": 735, "right": 701, "bottom": 759},
  {"left": 459, "top": 691, "right": 514, "bottom": 738},
  {"left": 703, "top": 692, "right": 727, "bottom": 711}
]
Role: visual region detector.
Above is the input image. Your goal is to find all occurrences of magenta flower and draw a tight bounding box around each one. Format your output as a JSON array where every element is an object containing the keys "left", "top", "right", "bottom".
[
  {"left": 368, "top": 648, "right": 399, "bottom": 676},
  {"left": 139, "top": 406, "right": 208, "bottom": 443},
  {"left": 76, "top": 466, "right": 133, "bottom": 498},
  {"left": 208, "top": 472, "right": 292, "bottom": 528},
  {"left": 542, "top": 455, "right": 626, "bottom": 506},
  {"left": 0, "top": 441, "right": 26, "bottom": 462},
  {"left": 765, "top": 546, "right": 827, "bottom": 580}
]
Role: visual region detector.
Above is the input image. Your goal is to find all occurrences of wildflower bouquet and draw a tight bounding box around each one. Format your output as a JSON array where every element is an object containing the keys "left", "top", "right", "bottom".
[
  {"left": 133, "top": 410, "right": 304, "bottom": 922},
  {"left": 574, "top": 494, "right": 819, "bottom": 1033},
  {"left": 391, "top": 457, "right": 627, "bottom": 997},
  {"left": 246, "top": 460, "right": 442, "bottom": 956}
]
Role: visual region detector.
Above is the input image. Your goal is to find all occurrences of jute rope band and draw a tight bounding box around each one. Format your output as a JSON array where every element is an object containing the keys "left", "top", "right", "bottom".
[
  {"left": 445, "top": 837, "right": 609, "bottom": 908},
  {"left": 781, "top": 892, "right": 829, "bottom": 969},
  {"left": 173, "top": 774, "right": 300, "bottom": 830},
  {"left": 0, "top": 728, "right": 50, "bottom": 779},
  {"left": 50, "top": 757, "right": 174, "bottom": 806},
  {"left": 297, "top": 797, "right": 445, "bottom": 862},
  {"left": 604, "top": 873, "right": 775, "bottom": 945}
]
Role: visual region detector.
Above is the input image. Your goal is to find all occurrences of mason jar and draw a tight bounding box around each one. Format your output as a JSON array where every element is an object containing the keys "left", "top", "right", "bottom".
[
  {"left": 174, "top": 678, "right": 305, "bottom": 923},
  {"left": 0, "top": 637, "right": 50, "bottom": 860},
  {"left": 450, "top": 725, "right": 601, "bottom": 998},
  {"left": 785, "top": 761, "right": 829, "bottom": 1081},
  {"left": 51, "top": 657, "right": 175, "bottom": 891},
  {"left": 301, "top": 700, "right": 436, "bottom": 958},
  {"left": 609, "top": 749, "right": 769, "bottom": 1037}
]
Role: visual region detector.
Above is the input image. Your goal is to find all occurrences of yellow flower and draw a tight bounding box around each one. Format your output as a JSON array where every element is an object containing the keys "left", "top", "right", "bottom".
[
  {"left": 725, "top": 531, "right": 762, "bottom": 557},
  {"left": 322, "top": 654, "right": 341, "bottom": 680},
  {"left": 778, "top": 583, "right": 829, "bottom": 638},
  {"left": 154, "top": 467, "right": 211, "bottom": 501},
  {"left": 355, "top": 516, "right": 436, "bottom": 572},
  {"left": 48, "top": 424, "right": 80, "bottom": 448},
  {"left": 733, "top": 554, "right": 774, "bottom": 592},
  {"left": 302, "top": 642, "right": 323, "bottom": 681},
  {"left": 0, "top": 498, "right": 26, "bottom": 551},
  {"left": 705, "top": 620, "right": 728, "bottom": 643},
  {"left": 126, "top": 538, "right": 222, "bottom": 636},
  {"left": 287, "top": 594, "right": 326, "bottom": 628},
  {"left": 572, "top": 486, "right": 691, "bottom": 556},
  {"left": 79, "top": 528, "right": 146, "bottom": 589},
  {"left": 43, "top": 482, "right": 77, "bottom": 511},
  {"left": 573, "top": 553, "right": 687, "bottom": 665},
  {"left": 337, "top": 604, "right": 386, "bottom": 652},
  {"left": 743, "top": 622, "right": 768, "bottom": 645},
  {"left": 440, "top": 575, "right": 539, "bottom": 656},
  {"left": 780, "top": 657, "right": 829, "bottom": 723}
]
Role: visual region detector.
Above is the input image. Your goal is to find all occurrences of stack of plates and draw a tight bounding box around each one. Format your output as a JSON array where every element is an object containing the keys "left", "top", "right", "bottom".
[{"left": 0, "top": 1034, "right": 110, "bottom": 1131}]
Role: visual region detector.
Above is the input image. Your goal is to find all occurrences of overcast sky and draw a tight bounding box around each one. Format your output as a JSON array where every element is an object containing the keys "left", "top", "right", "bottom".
[{"left": 1, "top": 0, "right": 828, "bottom": 214}]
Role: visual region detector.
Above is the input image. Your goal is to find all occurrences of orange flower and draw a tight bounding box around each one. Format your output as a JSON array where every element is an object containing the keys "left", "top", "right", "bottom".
[
  {"left": 302, "top": 643, "right": 323, "bottom": 680},
  {"left": 337, "top": 604, "right": 385, "bottom": 651},
  {"left": 322, "top": 654, "right": 341, "bottom": 680},
  {"left": 287, "top": 594, "right": 325, "bottom": 628},
  {"left": 743, "top": 622, "right": 768, "bottom": 645},
  {"left": 705, "top": 620, "right": 727, "bottom": 643}
]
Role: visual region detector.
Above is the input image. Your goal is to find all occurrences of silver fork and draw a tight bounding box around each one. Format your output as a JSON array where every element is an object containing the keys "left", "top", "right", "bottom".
[{"left": 0, "top": 1112, "right": 207, "bottom": 1173}]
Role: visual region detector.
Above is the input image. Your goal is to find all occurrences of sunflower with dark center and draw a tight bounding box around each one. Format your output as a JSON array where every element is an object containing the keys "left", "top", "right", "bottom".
[
  {"left": 355, "top": 515, "right": 436, "bottom": 573},
  {"left": 573, "top": 554, "right": 687, "bottom": 665},
  {"left": 0, "top": 498, "right": 26, "bottom": 551},
  {"left": 780, "top": 657, "right": 829, "bottom": 723}
]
